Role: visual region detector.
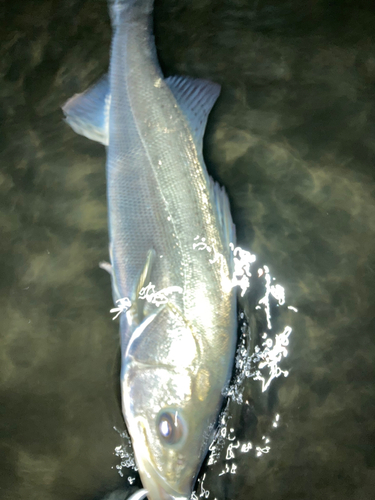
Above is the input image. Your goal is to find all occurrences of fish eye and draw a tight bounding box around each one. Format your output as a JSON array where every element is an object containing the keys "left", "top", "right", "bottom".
[{"left": 157, "top": 409, "right": 186, "bottom": 446}]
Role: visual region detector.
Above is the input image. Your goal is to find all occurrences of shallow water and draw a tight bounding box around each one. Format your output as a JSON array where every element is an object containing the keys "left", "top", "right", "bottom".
[{"left": 1, "top": 1, "right": 375, "bottom": 499}]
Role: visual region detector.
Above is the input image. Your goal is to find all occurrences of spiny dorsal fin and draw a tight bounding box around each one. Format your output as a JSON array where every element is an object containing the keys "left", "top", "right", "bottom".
[
  {"left": 62, "top": 74, "right": 110, "bottom": 145},
  {"left": 166, "top": 75, "right": 221, "bottom": 152}
]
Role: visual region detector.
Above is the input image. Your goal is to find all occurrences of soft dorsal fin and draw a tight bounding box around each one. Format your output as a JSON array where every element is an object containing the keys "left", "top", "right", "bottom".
[
  {"left": 62, "top": 74, "right": 110, "bottom": 145},
  {"left": 166, "top": 75, "right": 221, "bottom": 152},
  {"left": 210, "top": 179, "right": 236, "bottom": 272}
]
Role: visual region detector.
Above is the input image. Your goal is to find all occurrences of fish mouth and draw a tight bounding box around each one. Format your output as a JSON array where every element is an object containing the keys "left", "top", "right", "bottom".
[
  {"left": 136, "top": 452, "right": 189, "bottom": 500},
  {"left": 135, "top": 453, "right": 190, "bottom": 500}
]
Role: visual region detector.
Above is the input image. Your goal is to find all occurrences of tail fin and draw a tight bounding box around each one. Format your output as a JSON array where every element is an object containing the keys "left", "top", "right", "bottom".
[{"left": 108, "top": 0, "right": 154, "bottom": 26}]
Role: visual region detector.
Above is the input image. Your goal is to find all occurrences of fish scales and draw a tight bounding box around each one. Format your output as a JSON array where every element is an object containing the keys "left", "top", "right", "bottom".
[{"left": 108, "top": 7, "right": 233, "bottom": 356}]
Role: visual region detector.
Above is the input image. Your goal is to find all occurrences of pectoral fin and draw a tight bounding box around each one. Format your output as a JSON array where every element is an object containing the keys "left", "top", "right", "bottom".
[{"left": 130, "top": 248, "right": 156, "bottom": 325}]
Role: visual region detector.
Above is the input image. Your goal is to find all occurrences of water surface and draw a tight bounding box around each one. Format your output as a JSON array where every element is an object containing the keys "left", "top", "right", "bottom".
[{"left": 1, "top": 1, "right": 375, "bottom": 499}]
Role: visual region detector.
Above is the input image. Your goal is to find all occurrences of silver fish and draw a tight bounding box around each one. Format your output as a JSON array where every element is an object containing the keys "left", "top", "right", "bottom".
[{"left": 63, "top": 1, "right": 237, "bottom": 499}]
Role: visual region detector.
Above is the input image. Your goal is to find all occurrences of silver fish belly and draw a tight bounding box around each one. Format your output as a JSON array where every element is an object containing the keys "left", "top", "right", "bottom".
[{"left": 63, "top": 1, "right": 237, "bottom": 499}]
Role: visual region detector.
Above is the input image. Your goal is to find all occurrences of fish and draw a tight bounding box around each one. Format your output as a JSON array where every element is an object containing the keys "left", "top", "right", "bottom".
[{"left": 62, "top": 1, "right": 237, "bottom": 499}]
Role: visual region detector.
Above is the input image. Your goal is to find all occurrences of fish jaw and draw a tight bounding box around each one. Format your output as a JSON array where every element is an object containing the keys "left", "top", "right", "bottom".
[{"left": 135, "top": 453, "right": 189, "bottom": 500}]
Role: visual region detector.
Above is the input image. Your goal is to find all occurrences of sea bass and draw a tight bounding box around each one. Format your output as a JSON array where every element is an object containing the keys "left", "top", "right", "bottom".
[{"left": 63, "top": 1, "right": 237, "bottom": 499}]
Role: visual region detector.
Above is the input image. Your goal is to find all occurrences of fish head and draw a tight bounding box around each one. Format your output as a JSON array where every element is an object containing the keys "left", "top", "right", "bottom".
[{"left": 121, "top": 305, "right": 224, "bottom": 500}]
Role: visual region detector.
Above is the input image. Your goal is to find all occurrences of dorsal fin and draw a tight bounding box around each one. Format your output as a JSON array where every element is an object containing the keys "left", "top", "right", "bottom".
[
  {"left": 210, "top": 179, "right": 236, "bottom": 266},
  {"left": 62, "top": 74, "right": 110, "bottom": 145},
  {"left": 166, "top": 75, "right": 235, "bottom": 263},
  {"left": 166, "top": 75, "right": 221, "bottom": 152}
]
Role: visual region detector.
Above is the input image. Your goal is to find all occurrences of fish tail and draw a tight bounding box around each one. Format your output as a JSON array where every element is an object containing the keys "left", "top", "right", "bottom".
[{"left": 108, "top": 0, "right": 154, "bottom": 26}]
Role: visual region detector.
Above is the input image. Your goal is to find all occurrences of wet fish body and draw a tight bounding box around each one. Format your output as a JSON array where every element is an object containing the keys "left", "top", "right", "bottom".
[{"left": 63, "top": 1, "right": 237, "bottom": 499}]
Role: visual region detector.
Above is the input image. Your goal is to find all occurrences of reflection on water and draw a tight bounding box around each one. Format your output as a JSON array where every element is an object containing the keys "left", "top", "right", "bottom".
[
  {"left": 193, "top": 251, "right": 294, "bottom": 499},
  {"left": 113, "top": 427, "right": 138, "bottom": 480}
]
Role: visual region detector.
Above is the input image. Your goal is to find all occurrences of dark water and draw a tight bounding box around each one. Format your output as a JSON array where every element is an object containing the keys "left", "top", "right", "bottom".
[{"left": 1, "top": 1, "right": 375, "bottom": 499}]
